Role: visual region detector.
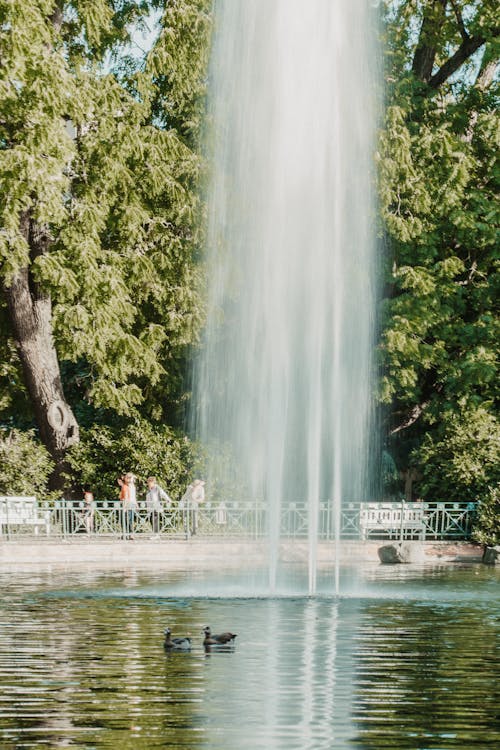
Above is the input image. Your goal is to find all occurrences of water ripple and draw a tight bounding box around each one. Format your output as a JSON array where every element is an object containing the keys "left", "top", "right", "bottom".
[{"left": 0, "top": 566, "right": 497, "bottom": 749}]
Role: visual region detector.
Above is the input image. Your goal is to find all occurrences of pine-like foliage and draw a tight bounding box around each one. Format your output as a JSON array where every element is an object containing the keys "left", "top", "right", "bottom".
[{"left": 0, "top": 0, "right": 212, "bottom": 425}]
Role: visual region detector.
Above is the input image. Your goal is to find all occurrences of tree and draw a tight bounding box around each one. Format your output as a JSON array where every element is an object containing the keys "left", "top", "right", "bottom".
[
  {"left": 0, "top": 1, "right": 212, "bottom": 489},
  {"left": 378, "top": 1, "right": 499, "bottom": 503}
]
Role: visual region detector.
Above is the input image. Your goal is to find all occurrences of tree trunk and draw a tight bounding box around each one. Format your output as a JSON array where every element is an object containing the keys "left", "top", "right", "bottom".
[
  {"left": 2, "top": 212, "right": 79, "bottom": 491},
  {"left": 412, "top": 0, "right": 448, "bottom": 82}
]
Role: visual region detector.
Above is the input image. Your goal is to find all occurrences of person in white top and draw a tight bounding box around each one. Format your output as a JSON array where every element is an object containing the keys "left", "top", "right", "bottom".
[
  {"left": 146, "top": 476, "right": 172, "bottom": 536},
  {"left": 82, "top": 490, "right": 96, "bottom": 533},
  {"left": 181, "top": 479, "right": 205, "bottom": 535}
]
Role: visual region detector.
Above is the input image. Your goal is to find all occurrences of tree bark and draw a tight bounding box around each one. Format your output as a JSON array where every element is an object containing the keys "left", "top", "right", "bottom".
[
  {"left": 428, "top": 33, "right": 492, "bottom": 88},
  {"left": 412, "top": 0, "right": 448, "bottom": 82},
  {"left": 3, "top": 212, "right": 79, "bottom": 491}
]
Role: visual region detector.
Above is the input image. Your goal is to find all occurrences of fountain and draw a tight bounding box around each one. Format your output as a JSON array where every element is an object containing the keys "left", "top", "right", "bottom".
[{"left": 192, "top": 0, "right": 380, "bottom": 593}]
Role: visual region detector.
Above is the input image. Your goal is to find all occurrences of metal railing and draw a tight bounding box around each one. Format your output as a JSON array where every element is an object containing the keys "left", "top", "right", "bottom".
[{"left": 0, "top": 497, "right": 477, "bottom": 541}]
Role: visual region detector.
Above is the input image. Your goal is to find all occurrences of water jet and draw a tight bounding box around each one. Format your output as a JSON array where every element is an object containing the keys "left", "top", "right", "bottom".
[{"left": 192, "top": 0, "right": 380, "bottom": 594}]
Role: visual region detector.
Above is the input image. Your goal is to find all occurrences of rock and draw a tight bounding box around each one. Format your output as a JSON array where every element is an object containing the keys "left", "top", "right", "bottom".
[
  {"left": 482, "top": 546, "right": 500, "bottom": 565},
  {"left": 378, "top": 542, "right": 414, "bottom": 564}
]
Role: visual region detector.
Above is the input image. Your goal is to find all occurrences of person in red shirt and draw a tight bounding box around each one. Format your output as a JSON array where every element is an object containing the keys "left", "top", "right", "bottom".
[{"left": 118, "top": 473, "right": 137, "bottom": 539}]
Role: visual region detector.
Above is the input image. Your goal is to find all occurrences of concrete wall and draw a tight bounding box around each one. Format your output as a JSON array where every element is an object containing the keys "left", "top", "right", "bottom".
[{"left": 0, "top": 538, "right": 483, "bottom": 567}]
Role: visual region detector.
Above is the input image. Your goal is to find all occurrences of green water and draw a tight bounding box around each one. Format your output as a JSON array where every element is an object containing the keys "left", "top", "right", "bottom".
[{"left": 0, "top": 564, "right": 498, "bottom": 749}]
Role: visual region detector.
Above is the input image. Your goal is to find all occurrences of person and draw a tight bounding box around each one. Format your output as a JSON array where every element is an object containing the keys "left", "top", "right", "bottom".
[
  {"left": 82, "top": 490, "right": 96, "bottom": 533},
  {"left": 181, "top": 479, "right": 205, "bottom": 535},
  {"left": 215, "top": 500, "right": 227, "bottom": 526},
  {"left": 118, "top": 472, "right": 137, "bottom": 539},
  {"left": 145, "top": 476, "right": 172, "bottom": 537}
]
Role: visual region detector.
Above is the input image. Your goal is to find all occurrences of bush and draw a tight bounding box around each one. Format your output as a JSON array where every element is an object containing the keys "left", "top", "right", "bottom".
[
  {"left": 65, "top": 419, "right": 205, "bottom": 502},
  {"left": 412, "top": 407, "right": 499, "bottom": 543},
  {"left": 472, "top": 487, "right": 500, "bottom": 547},
  {"left": 0, "top": 429, "right": 54, "bottom": 497},
  {"left": 412, "top": 407, "right": 499, "bottom": 504}
]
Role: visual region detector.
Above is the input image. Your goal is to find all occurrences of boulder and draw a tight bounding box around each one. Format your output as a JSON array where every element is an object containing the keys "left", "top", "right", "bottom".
[
  {"left": 378, "top": 542, "right": 414, "bottom": 564},
  {"left": 482, "top": 546, "right": 500, "bottom": 565}
]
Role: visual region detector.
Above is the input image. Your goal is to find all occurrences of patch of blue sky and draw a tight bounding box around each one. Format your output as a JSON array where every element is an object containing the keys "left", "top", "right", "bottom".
[{"left": 103, "top": 8, "right": 162, "bottom": 73}]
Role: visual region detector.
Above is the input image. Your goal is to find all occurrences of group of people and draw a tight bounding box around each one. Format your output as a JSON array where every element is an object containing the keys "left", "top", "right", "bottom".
[
  {"left": 117, "top": 473, "right": 170, "bottom": 539},
  {"left": 80, "top": 474, "right": 205, "bottom": 539}
]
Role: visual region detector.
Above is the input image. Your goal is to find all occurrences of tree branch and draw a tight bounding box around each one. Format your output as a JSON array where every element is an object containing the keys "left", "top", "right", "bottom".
[
  {"left": 429, "top": 30, "right": 498, "bottom": 88},
  {"left": 449, "top": 0, "right": 469, "bottom": 42},
  {"left": 390, "top": 401, "right": 430, "bottom": 435}
]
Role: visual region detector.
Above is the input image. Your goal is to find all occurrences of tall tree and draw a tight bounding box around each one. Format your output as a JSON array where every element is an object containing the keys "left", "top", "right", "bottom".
[
  {"left": 0, "top": 0, "right": 212, "bottom": 488},
  {"left": 378, "top": 0, "right": 499, "bottom": 500}
]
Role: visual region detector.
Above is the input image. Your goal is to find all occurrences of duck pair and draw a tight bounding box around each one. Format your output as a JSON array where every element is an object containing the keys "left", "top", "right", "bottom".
[{"left": 163, "top": 626, "right": 237, "bottom": 651}]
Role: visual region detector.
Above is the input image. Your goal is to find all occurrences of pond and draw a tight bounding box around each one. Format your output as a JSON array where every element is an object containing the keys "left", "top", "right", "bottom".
[{"left": 0, "top": 563, "right": 498, "bottom": 749}]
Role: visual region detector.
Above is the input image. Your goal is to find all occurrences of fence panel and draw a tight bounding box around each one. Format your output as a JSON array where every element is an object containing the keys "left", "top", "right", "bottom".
[{"left": 0, "top": 498, "right": 478, "bottom": 541}]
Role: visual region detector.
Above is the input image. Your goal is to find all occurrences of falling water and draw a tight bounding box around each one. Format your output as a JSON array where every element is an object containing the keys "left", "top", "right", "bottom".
[{"left": 192, "top": 0, "right": 379, "bottom": 593}]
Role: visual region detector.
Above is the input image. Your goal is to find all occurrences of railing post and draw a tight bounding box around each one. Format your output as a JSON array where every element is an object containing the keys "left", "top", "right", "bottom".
[
  {"left": 185, "top": 501, "right": 190, "bottom": 540},
  {"left": 61, "top": 499, "right": 66, "bottom": 538},
  {"left": 5, "top": 499, "right": 10, "bottom": 540}
]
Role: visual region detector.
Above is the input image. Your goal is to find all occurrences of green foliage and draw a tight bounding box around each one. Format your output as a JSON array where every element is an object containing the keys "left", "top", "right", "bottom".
[
  {"left": 0, "top": 0, "right": 212, "bottom": 430},
  {"left": 146, "top": 0, "right": 213, "bottom": 144},
  {"left": 0, "top": 429, "right": 54, "bottom": 496},
  {"left": 65, "top": 418, "right": 205, "bottom": 501},
  {"left": 377, "top": 2, "right": 499, "bottom": 540},
  {"left": 472, "top": 487, "right": 500, "bottom": 547},
  {"left": 0, "top": 309, "right": 33, "bottom": 425},
  {"left": 413, "top": 407, "right": 499, "bottom": 503}
]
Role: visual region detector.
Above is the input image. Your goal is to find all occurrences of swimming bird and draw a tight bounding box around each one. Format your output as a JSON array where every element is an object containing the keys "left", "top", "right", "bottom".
[
  {"left": 163, "top": 627, "right": 191, "bottom": 651},
  {"left": 203, "top": 626, "right": 237, "bottom": 646}
]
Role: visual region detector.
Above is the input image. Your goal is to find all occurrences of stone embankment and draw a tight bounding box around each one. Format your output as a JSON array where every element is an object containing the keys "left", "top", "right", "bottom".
[{"left": 0, "top": 538, "right": 484, "bottom": 567}]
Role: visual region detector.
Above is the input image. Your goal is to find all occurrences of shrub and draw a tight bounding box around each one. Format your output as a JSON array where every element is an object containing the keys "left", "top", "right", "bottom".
[
  {"left": 412, "top": 407, "right": 499, "bottom": 542},
  {"left": 472, "top": 487, "right": 500, "bottom": 547},
  {"left": 413, "top": 407, "right": 499, "bottom": 504},
  {"left": 0, "top": 429, "right": 54, "bottom": 497}
]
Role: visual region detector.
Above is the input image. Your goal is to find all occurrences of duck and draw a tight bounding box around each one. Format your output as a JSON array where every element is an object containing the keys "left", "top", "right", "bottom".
[
  {"left": 203, "top": 626, "right": 237, "bottom": 646},
  {"left": 163, "top": 627, "right": 191, "bottom": 651}
]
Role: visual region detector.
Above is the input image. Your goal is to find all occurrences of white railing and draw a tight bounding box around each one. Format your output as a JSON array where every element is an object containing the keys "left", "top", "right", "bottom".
[{"left": 0, "top": 498, "right": 477, "bottom": 541}]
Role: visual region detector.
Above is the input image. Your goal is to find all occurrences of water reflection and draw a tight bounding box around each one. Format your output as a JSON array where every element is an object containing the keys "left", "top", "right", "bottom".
[{"left": 0, "top": 565, "right": 498, "bottom": 749}]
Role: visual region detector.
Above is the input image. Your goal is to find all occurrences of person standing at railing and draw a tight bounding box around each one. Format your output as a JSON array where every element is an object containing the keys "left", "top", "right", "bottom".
[
  {"left": 145, "top": 476, "right": 172, "bottom": 538},
  {"left": 118, "top": 473, "right": 137, "bottom": 540},
  {"left": 191, "top": 480, "right": 205, "bottom": 535},
  {"left": 180, "top": 479, "right": 205, "bottom": 535},
  {"left": 82, "top": 490, "right": 95, "bottom": 533}
]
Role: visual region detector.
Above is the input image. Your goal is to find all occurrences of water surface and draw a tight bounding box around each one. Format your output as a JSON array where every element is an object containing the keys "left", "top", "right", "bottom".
[{"left": 0, "top": 564, "right": 498, "bottom": 749}]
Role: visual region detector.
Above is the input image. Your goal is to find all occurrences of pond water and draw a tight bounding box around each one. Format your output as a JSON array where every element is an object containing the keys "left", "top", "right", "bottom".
[{"left": 0, "top": 563, "right": 498, "bottom": 749}]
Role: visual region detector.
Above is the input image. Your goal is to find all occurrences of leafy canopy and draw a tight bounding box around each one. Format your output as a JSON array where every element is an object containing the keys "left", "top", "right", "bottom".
[
  {"left": 378, "top": 1, "right": 499, "bottom": 512},
  {"left": 0, "top": 0, "right": 212, "bottom": 424}
]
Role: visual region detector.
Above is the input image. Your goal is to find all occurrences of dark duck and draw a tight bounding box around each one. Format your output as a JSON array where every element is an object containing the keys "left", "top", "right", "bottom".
[
  {"left": 203, "top": 626, "right": 237, "bottom": 646},
  {"left": 163, "top": 627, "right": 191, "bottom": 651}
]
